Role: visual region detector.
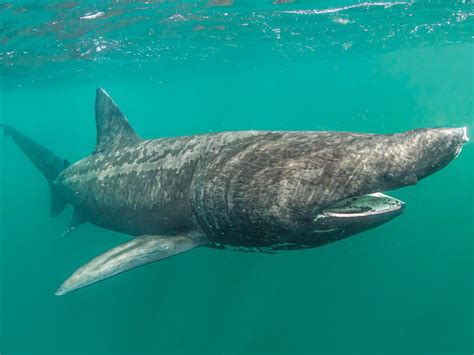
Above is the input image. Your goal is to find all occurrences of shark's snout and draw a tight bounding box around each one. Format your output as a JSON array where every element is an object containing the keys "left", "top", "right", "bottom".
[
  {"left": 361, "top": 126, "right": 469, "bottom": 195},
  {"left": 460, "top": 126, "right": 469, "bottom": 142},
  {"left": 407, "top": 126, "right": 468, "bottom": 183},
  {"left": 443, "top": 126, "right": 469, "bottom": 144},
  {"left": 453, "top": 127, "right": 469, "bottom": 158}
]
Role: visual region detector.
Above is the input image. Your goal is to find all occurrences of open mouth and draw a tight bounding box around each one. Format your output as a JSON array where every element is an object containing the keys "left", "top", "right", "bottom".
[
  {"left": 313, "top": 192, "right": 405, "bottom": 235},
  {"left": 321, "top": 192, "right": 404, "bottom": 218}
]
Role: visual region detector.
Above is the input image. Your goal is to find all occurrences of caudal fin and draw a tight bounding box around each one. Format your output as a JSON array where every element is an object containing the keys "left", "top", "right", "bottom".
[{"left": 1, "top": 124, "right": 69, "bottom": 216}]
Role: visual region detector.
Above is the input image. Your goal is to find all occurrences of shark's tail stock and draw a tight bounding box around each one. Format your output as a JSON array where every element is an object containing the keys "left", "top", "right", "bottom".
[{"left": 1, "top": 124, "right": 70, "bottom": 216}]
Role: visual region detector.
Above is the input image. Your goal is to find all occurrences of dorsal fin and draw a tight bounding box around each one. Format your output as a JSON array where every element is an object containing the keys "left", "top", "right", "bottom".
[{"left": 94, "top": 88, "right": 141, "bottom": 154}]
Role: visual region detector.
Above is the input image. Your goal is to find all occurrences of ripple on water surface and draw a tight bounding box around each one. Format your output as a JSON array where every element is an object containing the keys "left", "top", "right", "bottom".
[{"left": 0, "top": 1, "right": 472, "bottom": 86}]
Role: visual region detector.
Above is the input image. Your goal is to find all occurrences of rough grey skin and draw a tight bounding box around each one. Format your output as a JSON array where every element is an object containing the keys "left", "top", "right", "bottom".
[{"left": 1, "top": 88, "right": 468, "bottom": 295}]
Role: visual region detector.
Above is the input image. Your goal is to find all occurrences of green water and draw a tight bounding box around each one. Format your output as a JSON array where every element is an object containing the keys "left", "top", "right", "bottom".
[{"left": 0, "top": 1, "right": 473, "bottom": 354}]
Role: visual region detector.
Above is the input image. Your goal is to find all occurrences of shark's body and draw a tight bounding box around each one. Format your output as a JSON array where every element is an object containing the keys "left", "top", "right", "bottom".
[
  {"left": 59, "top": 131, "right": 399, "bottom": 250},
  {"left": 1, "top": 88, "right": 468, "bottom": 295}
]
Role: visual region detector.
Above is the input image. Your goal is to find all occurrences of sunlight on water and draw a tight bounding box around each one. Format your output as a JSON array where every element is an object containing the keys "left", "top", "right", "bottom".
[{"left": 0, "top": 1, "right": 472, "bottom": 86}]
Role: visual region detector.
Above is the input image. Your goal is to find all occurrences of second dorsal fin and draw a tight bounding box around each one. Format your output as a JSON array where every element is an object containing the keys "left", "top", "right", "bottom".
[{"left": 94, "top": 88, "right": 141, "bottom": 154}]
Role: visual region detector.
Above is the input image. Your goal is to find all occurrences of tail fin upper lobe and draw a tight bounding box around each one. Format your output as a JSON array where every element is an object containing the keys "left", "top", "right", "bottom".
[{"left": 1, "top": 124, "right": 69, "bottom": 216}]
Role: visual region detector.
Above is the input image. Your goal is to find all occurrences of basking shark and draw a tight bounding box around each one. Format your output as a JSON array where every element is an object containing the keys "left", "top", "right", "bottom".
[{"left": 1, "top": 88, "right": 468, "bottom": 296}]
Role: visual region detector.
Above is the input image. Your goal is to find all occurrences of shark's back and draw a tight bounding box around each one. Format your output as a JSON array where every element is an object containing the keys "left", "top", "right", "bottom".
[
  {"left": 58, "top": 122, "right": 267, "bottom": 235},
  {"left": 58, "top": 137, "right": 199, "bottom": 235}
]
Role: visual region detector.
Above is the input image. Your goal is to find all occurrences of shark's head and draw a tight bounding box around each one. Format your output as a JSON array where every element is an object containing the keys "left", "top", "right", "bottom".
[
  {"left": 363, "top": 127, "right": 469, "bottom": 192},
  {"left": 258, "top": 127, "right": 469, "bottom": 247},
  {"left": 299, "top": 127, "right": 469, "bottom": 245}
]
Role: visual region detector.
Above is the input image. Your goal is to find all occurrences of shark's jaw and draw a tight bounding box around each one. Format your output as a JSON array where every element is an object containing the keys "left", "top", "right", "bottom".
[
  {"left": 318, "top": 192, "right": 405, "bottom": 219},
  {"left": 310, "top": 193, "right": 405, "bottom": 239}
]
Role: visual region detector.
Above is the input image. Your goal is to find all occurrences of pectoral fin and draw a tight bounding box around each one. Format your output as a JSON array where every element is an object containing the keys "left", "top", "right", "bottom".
[{"left": 55, "top": 231, "right": 208, "bottom": 296}]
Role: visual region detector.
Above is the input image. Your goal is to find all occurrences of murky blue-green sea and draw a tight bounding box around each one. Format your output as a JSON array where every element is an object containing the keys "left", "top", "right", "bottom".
[{"left": 0, "top": 1, "right": 473, "bottom": 354}]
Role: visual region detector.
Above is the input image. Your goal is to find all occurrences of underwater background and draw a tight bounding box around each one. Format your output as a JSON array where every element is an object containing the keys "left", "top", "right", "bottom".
[{"left": 0, "top": 1, "right": 473, "bottom": 354}]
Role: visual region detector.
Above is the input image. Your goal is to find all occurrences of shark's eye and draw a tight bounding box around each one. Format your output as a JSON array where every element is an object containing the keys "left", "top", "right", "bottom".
[{"left": 383, "top": 173, "right": 395, "bottom": 182}]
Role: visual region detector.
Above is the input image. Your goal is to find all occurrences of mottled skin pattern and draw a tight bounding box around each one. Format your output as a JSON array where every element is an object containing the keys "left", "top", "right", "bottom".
[
  {"left": 1, "top": 89, "right": 468, "bottom": 295},
  {"left": 56, "top": 128, "right": 466, "bottom": 251}
]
